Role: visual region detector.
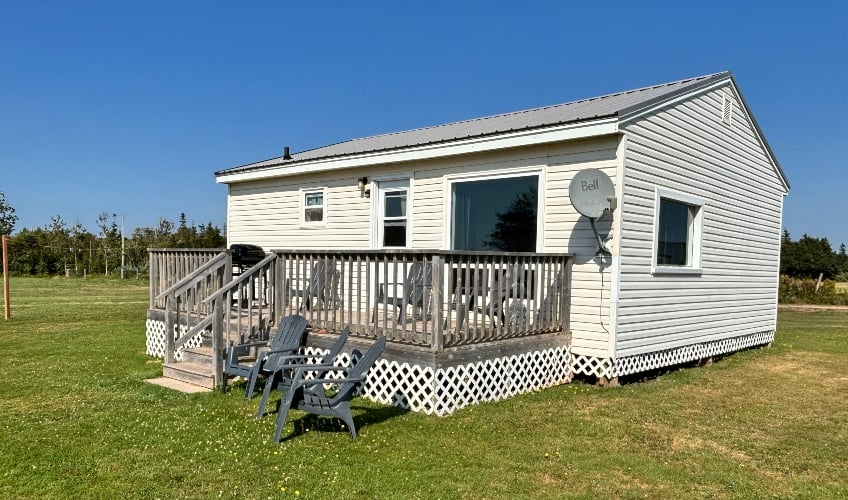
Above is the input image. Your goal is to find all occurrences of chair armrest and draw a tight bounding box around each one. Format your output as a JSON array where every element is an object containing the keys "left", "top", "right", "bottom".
[
  {"left": 263, "top": 347, "right": 302, "bottom": 355},
  {"left": 274, "top": 361, "right": 341, "bottom": 372},
  {"left": 231, "top": 340, "right": 269, "bottom": 350},
  {"left": 304, "top": 374, "right": 364, "bottom": 387}
]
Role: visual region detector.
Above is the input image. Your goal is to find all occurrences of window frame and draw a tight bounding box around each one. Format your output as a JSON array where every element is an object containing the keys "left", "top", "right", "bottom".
[
  {"left": 444, "top": 168, "right": 545, "bottom": 252},
  {"left": 371, "top": 177, "right": 411, "bottom": 248},
  {"left": 300, "top": 187, "right": 327, "bottom": 227},
  {"left": 652, "top": 187, "right": 704, "bottom": 275}
]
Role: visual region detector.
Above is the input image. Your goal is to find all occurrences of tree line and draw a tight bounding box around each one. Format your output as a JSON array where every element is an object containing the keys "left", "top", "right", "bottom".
[
  {"left": 0, "top": 192, "right": 224, "bottom": 276},
  {"left": 780, "top": 230, "right": 848, "bottom": 280},
  {"left": 1, "top": 191, "right": 846, "bottom": 280}
]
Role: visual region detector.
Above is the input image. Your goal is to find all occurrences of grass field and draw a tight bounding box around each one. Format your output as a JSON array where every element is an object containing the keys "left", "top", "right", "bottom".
[{"left": 0, "top": 277, "right": 846, "bottom": 499}]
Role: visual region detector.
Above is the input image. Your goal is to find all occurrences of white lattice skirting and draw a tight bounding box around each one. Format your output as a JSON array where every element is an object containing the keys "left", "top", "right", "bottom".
[
  {"left": 146, "top": 319, "right": 773, "bottom": 415},
  {"left": 571, "top": 330, "right": 775, "bottom": 379},
  {"left": 303, "top": 345, "right": 573, "bottom": 417},
  {"left": 145, "top": 318, "right": 204, "bottom": 362}
]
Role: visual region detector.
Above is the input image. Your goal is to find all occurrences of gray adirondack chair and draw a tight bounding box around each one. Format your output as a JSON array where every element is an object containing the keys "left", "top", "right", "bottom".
[
  {"left": 222, "top": 314, "right": 309, "bottom": 398},
  {"left": 273, "top": 335, "right": 386, "bottom": 442},
  {"left": 290, "top": 260, "right": 340, "bottom": 311},
  {"left": 372, "top": 262, "right": 433, "bottom": 326},
  {"left": 255, "top": 325, "right": 351, "bottom": 418}
]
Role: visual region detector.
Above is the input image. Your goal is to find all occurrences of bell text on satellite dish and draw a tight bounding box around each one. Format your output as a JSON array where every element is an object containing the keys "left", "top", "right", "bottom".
[{"left": 568, "top": 168, "right": 615, "bottom": 219}]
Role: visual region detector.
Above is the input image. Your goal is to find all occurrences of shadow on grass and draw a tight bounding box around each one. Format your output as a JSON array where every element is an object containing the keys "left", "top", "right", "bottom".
[{"left": 277, "top": 403, "right": 409, "bottom": 442}]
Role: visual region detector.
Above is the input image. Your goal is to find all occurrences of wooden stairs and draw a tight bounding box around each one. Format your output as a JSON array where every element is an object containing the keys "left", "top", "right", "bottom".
[{"left": 163, "top": 347, "right": 216, "bottom": 390}]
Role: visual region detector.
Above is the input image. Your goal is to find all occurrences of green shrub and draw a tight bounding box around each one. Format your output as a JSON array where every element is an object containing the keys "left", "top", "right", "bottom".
[{"left": 779, "top": 274, "right": 848, "bottom": 305}]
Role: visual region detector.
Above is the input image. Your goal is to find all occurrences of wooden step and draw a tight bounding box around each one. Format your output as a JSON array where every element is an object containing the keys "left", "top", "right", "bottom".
[
  {"left": 182, "top": 346, "right": 215, "bottom": 366},
  {"left": 163, "top": 361, "right": 215, "bottom": 390}
]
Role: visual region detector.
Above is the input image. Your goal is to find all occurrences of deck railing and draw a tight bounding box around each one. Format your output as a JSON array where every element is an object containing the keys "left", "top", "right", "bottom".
[
  {"left": 273, "top": 250, "right": 572, "bottom": 349},
  {"left": 149, "top": 248, "right": 572, "bottom": 382},
  {"left": 149, "top": 248, "right": 226, "bottom": 309},
  {"left": 153, "top": 251, "right": 232, "bottom": 363}
]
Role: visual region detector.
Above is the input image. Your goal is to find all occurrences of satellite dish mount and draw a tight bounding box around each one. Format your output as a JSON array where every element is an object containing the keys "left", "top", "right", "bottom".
[{"left": 569, "top": 168, "right": 616, "bottom": 255}]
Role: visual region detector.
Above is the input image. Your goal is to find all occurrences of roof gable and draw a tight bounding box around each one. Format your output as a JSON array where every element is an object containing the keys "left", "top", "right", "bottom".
[{"left": 216, "top": 71, "right": 786, "bottom": 191}]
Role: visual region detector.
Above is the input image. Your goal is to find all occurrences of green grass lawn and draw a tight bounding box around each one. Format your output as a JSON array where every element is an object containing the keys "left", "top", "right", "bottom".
[{"left": 1, "top": 277, "right": 846, "bottom": 499}]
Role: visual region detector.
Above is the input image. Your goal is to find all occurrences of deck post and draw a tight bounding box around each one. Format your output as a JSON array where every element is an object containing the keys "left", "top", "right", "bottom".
[
  {"left": 273, "top": 252, "right": 283, "bottom": 327},
  {"left": 211, "top": 297, "right": 224, "bottom": 388},
  {"left": 149, "top": 250, "right": 156, "bottom": 309},
  {"left": 164, "top": 295, "right": 175, "bottom": 364},
  {"left": 430, "top": 254, "right": 444, "bottom": 352},
  {"left": 562, "top": 256, "right": 572, "bottom": 333}
]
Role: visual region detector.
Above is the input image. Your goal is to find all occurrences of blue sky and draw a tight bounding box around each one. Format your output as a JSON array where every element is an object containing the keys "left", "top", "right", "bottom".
[{"left": 1, "top": 1, "right": 846, "bottom": 247}]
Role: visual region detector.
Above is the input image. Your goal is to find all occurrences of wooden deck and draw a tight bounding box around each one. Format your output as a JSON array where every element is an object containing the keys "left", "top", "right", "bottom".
[{"left": 148, "top": 248, "right": 573, "bottom": 386}]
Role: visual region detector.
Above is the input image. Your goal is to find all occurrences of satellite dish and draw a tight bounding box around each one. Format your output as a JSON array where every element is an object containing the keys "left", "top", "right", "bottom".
[
  {"left": 569, "top": 168, "right": 616, "bottom": 219},
  {"left": 569, "top": 169, "right": 616, "bottom": 255}
]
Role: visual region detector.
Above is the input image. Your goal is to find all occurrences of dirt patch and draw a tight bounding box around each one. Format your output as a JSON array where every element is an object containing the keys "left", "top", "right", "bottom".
[{"left": 779, "top": 304, "right": 848, "bottom": 311}]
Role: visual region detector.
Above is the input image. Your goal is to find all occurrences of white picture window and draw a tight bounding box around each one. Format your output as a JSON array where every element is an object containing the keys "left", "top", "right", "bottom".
[
  {"left": 302, "top": 189, "right": 325, "bottom": 225},
  {"left": 450, "top": 174, "right": 539, "bottom": 252},
  {"left": 653, "top": 188, "right": 704, "bottom": 274}
]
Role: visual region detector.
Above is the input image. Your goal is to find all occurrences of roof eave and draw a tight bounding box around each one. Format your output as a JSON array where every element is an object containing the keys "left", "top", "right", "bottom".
[{"left": 215, "top": 116, "right": 620, "bottom": 184}]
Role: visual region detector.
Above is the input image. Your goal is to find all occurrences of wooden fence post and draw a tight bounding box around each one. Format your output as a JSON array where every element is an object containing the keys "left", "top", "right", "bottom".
[{"left": 3, "top": 234, "right": 9, "bottom": 320}]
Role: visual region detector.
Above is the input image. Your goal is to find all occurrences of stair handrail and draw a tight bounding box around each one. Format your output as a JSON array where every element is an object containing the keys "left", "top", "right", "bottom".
[
  {"left": 162, "top": 251, "right": 233, "bottom": 364},
  {"left": 201, "top": 252, "right": 280, "bottom": 387},
  {"left": 155, "top": 251, "right": 231, "bottom": 304},
  {"left": 182, "top": 252, "right": 278, "bottom": 343},
  {"left": 201, "top": 253, "right": 278, "bottom": 306}
]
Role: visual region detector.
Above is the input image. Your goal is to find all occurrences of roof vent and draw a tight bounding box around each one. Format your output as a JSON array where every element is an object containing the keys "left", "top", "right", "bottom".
[
  {"left": 721, "top": 92, "right": 734, "bottom": 125},
  {"left": 283, "top": 146, "right": 292, "bottom": 160}
]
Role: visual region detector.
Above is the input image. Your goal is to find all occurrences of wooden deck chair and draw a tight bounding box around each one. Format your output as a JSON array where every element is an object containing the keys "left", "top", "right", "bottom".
[
  {"left": 255, "top": 326, "right": 351, "bottom": 418},
  {"left": 222, "top": 314, "right": 309, "bottom": 398},
  {"left": 536, "top": 270, "right": 564, "bottom": 326},
  {"left": 273, "top": 335, "right": 386, "bottom": 441},
  {"left": 291, "top": 260, "right": 340, "bottom": 311},
  {"left": 372, "top": 262, "right": 433, "bottom": 326}
]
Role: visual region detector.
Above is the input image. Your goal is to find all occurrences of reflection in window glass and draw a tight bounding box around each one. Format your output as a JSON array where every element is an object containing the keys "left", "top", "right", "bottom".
[
  {"left": 384, "top": 191, "right": 406, "bottom": 217},
  {"left": 656, "top": 198, "right": 693, "bottom": 265},
  {"left": 304, "top": 192, "right": 324, "bottom": 222},
  {"left": 452, "top": 176, "right": 538, "bottom": 252}
]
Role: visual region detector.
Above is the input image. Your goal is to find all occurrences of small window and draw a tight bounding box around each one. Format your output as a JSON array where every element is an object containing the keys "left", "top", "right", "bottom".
[
  {"left": 382, "top": 189, "right": 407, "bottom": 247},
  {"left": 302, "top": 189, "right": 325, "bottom": 224},
  {"left": 653, "top": 189, "right": 703, "bottom": 273}
]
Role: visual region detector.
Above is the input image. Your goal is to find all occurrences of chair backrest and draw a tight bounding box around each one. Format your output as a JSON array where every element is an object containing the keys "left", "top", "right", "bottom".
[
  {"left": 268, "top": 314, "right": 309, "bottom": 351},
  {"left": 538, "top": 270, "right": 564, "bottom": 322},
  {"left": 332, "top": 335, "right": 386, "bottom": 401},
  {"left": 404, "top": 262, "right": 433, "bottom": 304},
  {"left": 308, "top": 260, "right": 327, "bottom": 288},
  {"left": 321, "top": 325, "right": 350, "bottom": 365},
  {"left": 265, "top": 325, "right": 350, "bottom": 374}
]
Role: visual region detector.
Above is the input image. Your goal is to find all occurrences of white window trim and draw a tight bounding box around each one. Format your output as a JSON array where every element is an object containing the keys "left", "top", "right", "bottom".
[
  {"left": 300, "top": 187, "right": 327, "bottom": 228},
  {"left": 443, "top": 166, "right": 545, "bottom": 251},
  {"left": 370, "top": 176, "right": 412, "bottom": 249},
  {"left": 651, "top": 187, "right": 704, "bottom": 275}
]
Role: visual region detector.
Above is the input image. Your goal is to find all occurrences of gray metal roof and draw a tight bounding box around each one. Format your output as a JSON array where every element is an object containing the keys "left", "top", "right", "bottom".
[{"left": 217, "top": 72, "right": 731, "bottom": 176}]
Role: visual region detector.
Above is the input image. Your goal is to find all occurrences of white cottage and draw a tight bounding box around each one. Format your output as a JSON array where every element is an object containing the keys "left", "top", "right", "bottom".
[{"left": 148, "top": 71, "right": 788, "bottom": 413}]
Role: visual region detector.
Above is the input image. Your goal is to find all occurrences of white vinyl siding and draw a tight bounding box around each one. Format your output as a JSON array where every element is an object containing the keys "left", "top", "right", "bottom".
[
  {"left": 226, "top": 173, "right": 372, "bottom": 250},
  {"left": 410, "top": 137, "right": 621, "bottom": 357},
  {"left": 616, "top": 83, "right": 785, "bottom": 357},
  {"left": 226, "top": 137, "right": 621, "bottom": 358}
]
